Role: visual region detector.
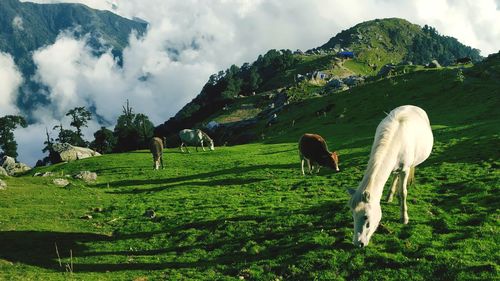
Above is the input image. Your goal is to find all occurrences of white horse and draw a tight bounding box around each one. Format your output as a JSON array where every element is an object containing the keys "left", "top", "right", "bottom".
[
  {"left": 179, "top": 129, "right": 214, "bottom": 153},
  {"left": 348, "top": 105, "right": 433, "bottom": 247}
]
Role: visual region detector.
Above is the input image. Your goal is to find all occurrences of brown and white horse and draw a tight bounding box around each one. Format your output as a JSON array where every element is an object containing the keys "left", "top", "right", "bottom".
[{"left": 179, "top": 129, "right": 214, "bottom": 153}]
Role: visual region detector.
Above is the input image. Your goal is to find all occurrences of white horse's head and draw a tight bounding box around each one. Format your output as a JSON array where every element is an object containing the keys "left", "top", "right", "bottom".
[
  {"left": 208, "top": 139, "right": 215, "bottom": 151},
  {"left": 201, "top": 132, "right": 214, "bottom": 151},
  {"left": 348, "top": 189, "right": 382, "bottom": 247}
]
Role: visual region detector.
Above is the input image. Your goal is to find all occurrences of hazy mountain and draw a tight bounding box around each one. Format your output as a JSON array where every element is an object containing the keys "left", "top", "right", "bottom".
[{"left": 0, "top": 0, "right": 147, "bottom": 114}]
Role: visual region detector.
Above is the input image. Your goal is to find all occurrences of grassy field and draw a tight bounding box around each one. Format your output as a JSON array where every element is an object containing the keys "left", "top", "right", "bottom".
[{"left": 1, "top": 59, "right": 499, "bottom": 280}]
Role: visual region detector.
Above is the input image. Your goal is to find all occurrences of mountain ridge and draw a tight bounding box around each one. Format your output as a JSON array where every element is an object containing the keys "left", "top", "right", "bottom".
[{"left": 0, "top": 0, "right": 147, "bottom": 115}]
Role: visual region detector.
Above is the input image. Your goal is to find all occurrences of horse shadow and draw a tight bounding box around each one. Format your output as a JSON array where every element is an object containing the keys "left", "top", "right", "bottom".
[
  {"left": 0, "top": 200, "right": 353, "bottom": 273},
  {"left": 110, "top": 177, "right": 267, "bottom": 194},
  {"left": 100, "top": 163, "right": 297, "bottom": 191}
]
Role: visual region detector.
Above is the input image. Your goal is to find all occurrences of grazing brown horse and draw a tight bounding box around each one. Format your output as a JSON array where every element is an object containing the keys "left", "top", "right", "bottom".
[
  {"left": 298, "top": 133, "right": 339, "bottom": 175},
  {"left": 149, "top": 137, "right": 165, "bottom": 170}
]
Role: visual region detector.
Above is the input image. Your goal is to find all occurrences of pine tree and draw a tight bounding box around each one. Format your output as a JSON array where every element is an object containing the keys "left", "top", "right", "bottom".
[{"left": 0, "top": 115, "right": 28, "bottom": 159}]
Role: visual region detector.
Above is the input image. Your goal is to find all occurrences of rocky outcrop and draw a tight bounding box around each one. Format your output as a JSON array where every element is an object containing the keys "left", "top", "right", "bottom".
[
  {"left": 0, "top": 156, "right": 31, "bottom": 176},
  {"left": 51, "top": 143, "right": 101, "bottom": 163},
  {"left": 377, "top": 64, "right": 396, "bottom": 77},
  {"left": 0, "top": 179, "right": 6, "bottom": 190},
  {"left": 0, "top": 167, "right": 9, "bottom": 177}
]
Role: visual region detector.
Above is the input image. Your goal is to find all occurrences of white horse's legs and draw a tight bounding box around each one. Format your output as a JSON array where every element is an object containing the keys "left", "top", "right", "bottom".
[
  {"left": 201, "top": 140, "right": 206, "bottom": 151},
  {"left": 398, "top": 170, "right": 410, "bottom": 224},
  {"left": 307, "top": 159, "right": 312, "bottom": 174},
  {"left": 181, "top": 143, "right": 190, "bottom": 153},
  {"left": 386, "top": 175, "right": 399, "bottom": 202}
]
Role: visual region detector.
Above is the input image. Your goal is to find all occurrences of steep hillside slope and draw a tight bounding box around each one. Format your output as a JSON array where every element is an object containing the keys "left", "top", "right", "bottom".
[{"left": 156, "top": 18, "right": 484, "bottom": 143}]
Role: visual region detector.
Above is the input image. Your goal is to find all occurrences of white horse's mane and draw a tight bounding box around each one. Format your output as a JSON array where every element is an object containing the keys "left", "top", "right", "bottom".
[{"left": 355, "top": 110, "right": 405, "bottom": 198}]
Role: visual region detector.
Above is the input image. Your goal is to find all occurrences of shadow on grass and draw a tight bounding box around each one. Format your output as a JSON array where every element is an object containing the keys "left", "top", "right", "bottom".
[
  {"left": 0, "top": 200, "right": 353, "bottom": 274},
  {"left": 99, "top": 164, "right": 296, "bottom": 190},
  {"left": 109, "top": 177, "right": 267, "bottom": 194}
]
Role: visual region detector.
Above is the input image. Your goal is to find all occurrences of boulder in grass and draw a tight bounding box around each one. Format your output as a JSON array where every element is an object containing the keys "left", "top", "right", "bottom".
[
  {"left": 53, "top": 178, "right": 70, "bottom": 187},
  {"left": 0, "top": 167, "right": 9, "bottom": 177},
  {"left": 0, "top": 179, "right": 6, "bottom": 190},
  {"left": 74, "top": 171, "right": 97, "bottom": 182},
  {"left": 1, "top": 156, "right": 31, "bottom": 176},
  {"left": 51, "top": 143, "right": 101, "bottom": 163}
]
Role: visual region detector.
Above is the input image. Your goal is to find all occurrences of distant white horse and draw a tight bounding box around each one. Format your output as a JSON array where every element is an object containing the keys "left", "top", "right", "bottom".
[
  {"left": 348, "top": 105, "right": 433, "bottom": 247},
  {"left": 179, "top": 129, "right": 214, "bottom": 153}
]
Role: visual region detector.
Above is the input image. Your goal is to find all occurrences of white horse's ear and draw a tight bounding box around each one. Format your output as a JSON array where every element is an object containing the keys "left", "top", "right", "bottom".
[
  {"left": 348, "top": 188, "right": 356, "bottom": 196},
  {"left": 362, "top": 191, "right": 370, "bottom": 202}
]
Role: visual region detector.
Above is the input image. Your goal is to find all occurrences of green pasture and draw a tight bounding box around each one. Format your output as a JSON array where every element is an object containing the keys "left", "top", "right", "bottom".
[{"left": 0, "top": 62, "right": 498, "bottom": 280}]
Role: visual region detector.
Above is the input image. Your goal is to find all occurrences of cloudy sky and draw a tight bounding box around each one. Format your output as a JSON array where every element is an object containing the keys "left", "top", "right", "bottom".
[{"left": 5, "top": 0, "right": 500, "bottom": 165}]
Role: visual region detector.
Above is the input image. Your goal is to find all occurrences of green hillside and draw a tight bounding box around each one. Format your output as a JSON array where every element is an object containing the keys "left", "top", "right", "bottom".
[
  {"left": 157, "top": 18, "right": 483, "bottom": 142},
  {"left": 1, "top": 52, "right": 498, "bottom": 280},
  {"left": 319, "top": 18, "right": 482, "bottom": 67}
]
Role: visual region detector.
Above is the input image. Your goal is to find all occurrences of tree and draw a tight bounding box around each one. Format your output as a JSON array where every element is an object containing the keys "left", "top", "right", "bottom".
[
  {"left": 90, "top": 127, "right": 116, "bottom": 154},
  {"left": 0, "top": 115, "right": 27, "bottom": 159},
  {"left": 133, "top": 113, "right": 155, "bottom": 145},
  {"left": 113, "top": 100, "right": 155, "bottom": 152},
  {"left": 66, "top": 106, "right": 92, "bottom": 146},
  {"left": 248, "top": 66, "right": 262, "bottom": 92},
  {"left": 53, "top": 123, "right": 81, "bottom": 146}
]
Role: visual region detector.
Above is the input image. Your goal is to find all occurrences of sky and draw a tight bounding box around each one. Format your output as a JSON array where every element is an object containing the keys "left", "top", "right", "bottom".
[{"left": 4, "top": 0, "right": 500, "bottom": 165}]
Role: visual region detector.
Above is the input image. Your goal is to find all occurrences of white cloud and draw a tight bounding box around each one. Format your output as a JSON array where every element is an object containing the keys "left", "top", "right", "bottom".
[
  {"left": 21, "top": 0, "right": 500, "bottom": 56},
  {"left": 0, "top": 52, "right": 23, "bottom": 115}
]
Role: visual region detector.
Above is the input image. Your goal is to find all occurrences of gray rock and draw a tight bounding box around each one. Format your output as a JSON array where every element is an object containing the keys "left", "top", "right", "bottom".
[
  {"left": 1, "top": 156, "right": 31, "bottom": 176},
  {"left": 426, "top": 60, "right": 441, "bottom": 68},
  {"left": 33, "top": 171, "right": 55, "bottom": 177},
  {"left": 0, "top": 156, "right": 15, "bottom": 167},
  {"left": 0, "top": 179, "right": 6, "bottom": 190},
  {"left": 0, "top": 167, "right": 9, "bottom": 177},
  {"left": 327, "top": 78, "right": 344, "bottom": 89},
  {"left": 377, "top": 64, "right": 396, "bottom": 77},
  {"left": 343, "top": 75, "right": 365, "bottom": 86},
  {"left": 53, "top": 178, "right": 70, "bottom": 187},
  {"left": 74, "top": 171, "right": 97, "bottom": 182},
  {"left": 52, "top": 143, "right": 101, "bottom": 163}
]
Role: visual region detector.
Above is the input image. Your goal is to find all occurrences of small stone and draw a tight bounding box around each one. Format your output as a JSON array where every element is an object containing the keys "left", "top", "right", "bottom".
[
  {"left": 80, "top": 214, "right": 93, "bottom": 220},
  {"left": 53, "top": 178, "right": 70, "bottom": 187},
  {"left": 74, "top": 171, "right": 97, "bottom": 182},
  {"left": 0, "top": 179, "right": 7, "bottom": 190}
]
